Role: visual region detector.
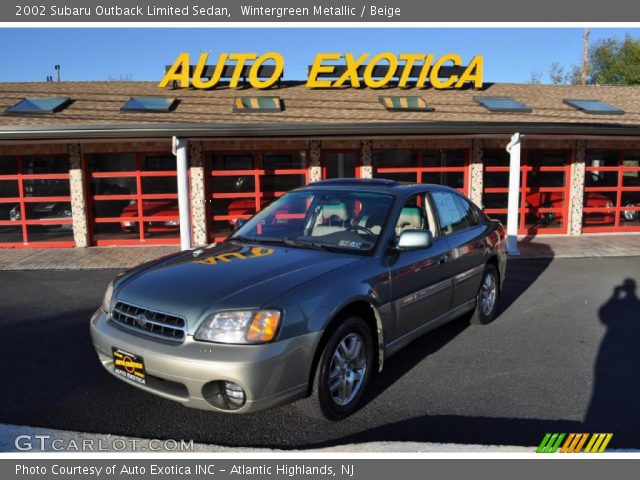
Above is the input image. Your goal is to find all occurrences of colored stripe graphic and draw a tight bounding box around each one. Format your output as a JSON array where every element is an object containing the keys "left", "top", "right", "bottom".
[
  {"left": 537, "top": 433, "right": 566, "bottom": 453},
  {"left": 537, "top": 433, "right": 613, "bottom": 453}
]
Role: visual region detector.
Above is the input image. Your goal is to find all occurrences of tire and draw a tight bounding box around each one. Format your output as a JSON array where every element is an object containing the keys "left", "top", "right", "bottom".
[
  {"left": 470, "top": 263, "right": 500, "bottom": 325},
  {"left": 297, "top": 316, "right": 374, "bottom": 421}
]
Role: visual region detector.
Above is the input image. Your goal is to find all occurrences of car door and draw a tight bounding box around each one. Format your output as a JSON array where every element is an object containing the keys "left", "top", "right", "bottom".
[
  {"left": 387, "top": 193, "right": 455, "bottom": 341},
  {"left": 430, "top": 190, "right": 487, "bottom": 309}
]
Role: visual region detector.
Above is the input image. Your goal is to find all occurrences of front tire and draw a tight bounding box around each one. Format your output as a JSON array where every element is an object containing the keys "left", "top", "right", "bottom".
[
  {"left": 298, "top": 316, "right": 374, "bottom": 421},
  {"left": 470, "top": 263, "right": 500, "bottom": 325}
]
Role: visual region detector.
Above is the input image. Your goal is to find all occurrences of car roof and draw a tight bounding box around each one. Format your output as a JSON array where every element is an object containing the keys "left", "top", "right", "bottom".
[{"left": 297, "top": 178, "right": 459, "bottom": 195}]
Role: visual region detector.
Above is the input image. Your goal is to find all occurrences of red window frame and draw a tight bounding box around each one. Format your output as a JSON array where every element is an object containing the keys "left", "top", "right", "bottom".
[
  {"left": 583, "top": 150, "right": 640, "bottom": 233},
  {"left": 372, "top": 148, "right": 470, "bottom": 196},
  {"left": 321, "top": 149, "right": 362, "bottom": 179},
  {"left": 207, "top": 150, "right": 310, "bottom": 243},
  {"left": 85, "top": 152, "right": 181, "bottom": 246},
  {"left": 482, "top": 149, "right": 572, "bottom": 235},
  {"left": 0, "top": 154, "right": 74, "bottom": 248}
]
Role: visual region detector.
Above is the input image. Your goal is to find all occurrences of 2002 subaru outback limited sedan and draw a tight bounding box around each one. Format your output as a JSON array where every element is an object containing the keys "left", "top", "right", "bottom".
[{"left": 91, "top": 179, "right": 507, "bottom": 420}]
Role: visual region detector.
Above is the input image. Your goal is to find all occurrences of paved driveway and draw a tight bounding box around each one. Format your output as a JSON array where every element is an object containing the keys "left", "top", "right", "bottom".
[{"left": 0, "top": 257, "right": 638, "bottom": 449}]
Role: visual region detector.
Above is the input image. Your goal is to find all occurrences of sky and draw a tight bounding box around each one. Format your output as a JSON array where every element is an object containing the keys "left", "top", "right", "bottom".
[{"left": 0, "top": 27, "right": 638, "bottom": 84}]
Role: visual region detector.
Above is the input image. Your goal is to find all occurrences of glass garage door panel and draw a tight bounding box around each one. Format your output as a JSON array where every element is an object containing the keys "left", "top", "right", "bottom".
[
  {"left": 87, "top": 152, "right": 179, "bottom": 245},
  {"left": 373, "top": 149, "right": 469, "bottom": 194},
  {"left": 0, "top": 155, "right": 74, "bottom": 248},
  {"left": 584, "top": 150, "right": 640, "bottom": 232},
  {"left": 207, "top": 151, "right": 309, "bottom": 242},
  {"left": 322, "top": 152, "right": 359, "bottom": 179},
  {"left": 482, "top": 149, "right": 570, "bottom": 234}
]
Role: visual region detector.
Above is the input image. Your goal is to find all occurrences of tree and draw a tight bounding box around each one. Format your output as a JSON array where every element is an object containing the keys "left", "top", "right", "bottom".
[
  {"left": 529, "top": 71, "right": 543, "bottom": 84},
  {"left": 589, "top": 35, "right": 640, "bottom": 85}
]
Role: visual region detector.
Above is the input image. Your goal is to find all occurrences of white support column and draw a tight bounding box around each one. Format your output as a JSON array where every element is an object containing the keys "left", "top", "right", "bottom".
[
  {"left": 173, "top": 136, "right": 192, "bottom": 251},
  {"left": 505, "top": 133, "right": 522, "bottom": 256}
]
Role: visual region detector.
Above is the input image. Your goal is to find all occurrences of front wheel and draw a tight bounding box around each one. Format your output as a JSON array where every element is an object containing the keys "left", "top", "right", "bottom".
[
  {"left": 298, "top": 316, "right": 374, "bottom": 421},
  {"left": 470, "top": 263, "right": 500, "bottom": 325}
]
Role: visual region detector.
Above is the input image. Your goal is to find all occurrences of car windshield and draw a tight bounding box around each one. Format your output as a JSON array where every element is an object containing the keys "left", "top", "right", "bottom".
[{"left": 230, "top": 190, "right": 394, "bottom": 253}]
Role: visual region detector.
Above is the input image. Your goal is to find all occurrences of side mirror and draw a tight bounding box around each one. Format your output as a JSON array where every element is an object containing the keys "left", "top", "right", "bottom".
[
  {"left": 234, "top": 218, "right": 247, "bottom": 231},
  {"left": 396, "top": 230, "right": 433, "bottom": 250}
]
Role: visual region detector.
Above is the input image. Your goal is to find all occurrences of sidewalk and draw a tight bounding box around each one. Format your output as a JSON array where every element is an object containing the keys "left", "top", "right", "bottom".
[{"left": 0, "top": 234, "right": 638, "bottom": 270}]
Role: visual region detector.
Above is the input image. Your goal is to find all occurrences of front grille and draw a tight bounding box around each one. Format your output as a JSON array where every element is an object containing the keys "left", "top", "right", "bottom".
[{"left": 111, "top": 301, "right": 186, "bottom": 343}]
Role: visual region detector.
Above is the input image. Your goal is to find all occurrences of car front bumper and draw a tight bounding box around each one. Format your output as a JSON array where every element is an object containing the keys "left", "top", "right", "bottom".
[{"left": 89, "top": 309, "right": 322, "bottom": 413}]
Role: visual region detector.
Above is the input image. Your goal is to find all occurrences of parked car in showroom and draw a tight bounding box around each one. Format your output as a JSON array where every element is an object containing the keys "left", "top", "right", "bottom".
[
  {"left": 91, "top": 179, "right": 506, "bottom": 420},
  {"left": 9, "top": 202, "right": 73, "bottom": 228},
  {"left": 119, "top": 200, "right": 180, "bottom": 232}
]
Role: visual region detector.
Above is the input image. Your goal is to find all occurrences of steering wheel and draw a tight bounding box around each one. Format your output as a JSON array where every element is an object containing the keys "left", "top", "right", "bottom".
[{"left": 346, "top": 224, "right": 377, "bottom": 237}]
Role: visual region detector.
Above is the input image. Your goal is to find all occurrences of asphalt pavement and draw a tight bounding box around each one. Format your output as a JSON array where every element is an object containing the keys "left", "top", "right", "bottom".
[{"left": 0, "top": 257, "right": 639, "bottom": 449}]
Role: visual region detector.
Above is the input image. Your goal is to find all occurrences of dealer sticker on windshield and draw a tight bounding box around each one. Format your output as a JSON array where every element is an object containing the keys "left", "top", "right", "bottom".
[
  {"left": 112, "top": 348, "right": 146, "bottom": 385},
  {"left": 338, "top": 240, "right": 364, "bottom": 249}
]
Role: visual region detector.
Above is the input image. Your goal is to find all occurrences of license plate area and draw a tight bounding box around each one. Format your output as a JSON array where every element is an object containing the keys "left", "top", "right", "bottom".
[{"left": 112, "top": 347, "right": 146, "bottom": 385}]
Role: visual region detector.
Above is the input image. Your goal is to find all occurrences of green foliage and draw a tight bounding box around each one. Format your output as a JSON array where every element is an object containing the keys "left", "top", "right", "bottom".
[{"left": 589, "top": 34, "right": 640, "bottom": 85}]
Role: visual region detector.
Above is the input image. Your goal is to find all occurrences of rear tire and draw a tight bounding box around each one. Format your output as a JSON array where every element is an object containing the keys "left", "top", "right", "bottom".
[
  {"left": 470, "top": 263, "right": 500, "bottom": 325},
  {"left": 297, "top": 316, "right": 374, "bottom": 421}
]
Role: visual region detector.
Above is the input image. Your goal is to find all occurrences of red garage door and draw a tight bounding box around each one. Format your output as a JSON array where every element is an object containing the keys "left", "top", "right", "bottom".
[
  {"left": 86, "top": 153, "right": 180, "bottom": 246},
  {"left": 372, "top": 149, "right": 469, "bottom": 194},
  {"left": 207, "top": 150, "right": 309, "bottom": 242},
  {"left": 0, "top": 155, "right": 74, "bottom": 248},
  {"left": 482, "top": 149, "right": 571, "bottom": 234},
  {"left": 583, "top": 150, "right": 640, "bottom": 232}
]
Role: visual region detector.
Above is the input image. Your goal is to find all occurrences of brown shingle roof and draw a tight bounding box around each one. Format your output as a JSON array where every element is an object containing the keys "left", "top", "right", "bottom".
[{"left": 1, "top": 81, "right": 640, "bottom": 130}]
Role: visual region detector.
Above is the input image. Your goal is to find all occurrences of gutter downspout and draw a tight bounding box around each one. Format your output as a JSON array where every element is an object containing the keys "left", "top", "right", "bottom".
[
  {"left": 172, "top": 136, "right": 192, "bottom": 251},
  {"left": 505, "top": 133, "right": 522, "bottom": 256}
]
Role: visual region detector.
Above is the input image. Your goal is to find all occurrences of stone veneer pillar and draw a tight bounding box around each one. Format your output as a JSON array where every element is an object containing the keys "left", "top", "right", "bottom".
[
  {"left": 189, "top": 141, "right": 208, "bottom": 246},
  {"left": 360, "top": 140, "right": 373, "bottom": 178},
  {"left": 309, "top": 140, "right": 322, "bottom": 182},
  {"left": 568, "top": 140, "right": 587, "bottom": 236},
  {"left": 68, "top": 144, "right": 90, "bottom": 248},
  {"left": 469, "top": 138, "right": 484, "bottom": 208}
]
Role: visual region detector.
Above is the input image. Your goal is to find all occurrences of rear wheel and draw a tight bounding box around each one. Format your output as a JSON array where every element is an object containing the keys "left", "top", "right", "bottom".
[
  {"left": 297, "top": 316, "right": 374, "bottom": 420},
  {"left": 470, "top": 263, "right": 500, "bottom": 325}
]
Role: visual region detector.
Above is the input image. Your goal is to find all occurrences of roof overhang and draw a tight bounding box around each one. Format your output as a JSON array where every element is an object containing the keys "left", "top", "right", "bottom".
[{"left": 1, "top": 121, "right": 640, "bottom": 141}]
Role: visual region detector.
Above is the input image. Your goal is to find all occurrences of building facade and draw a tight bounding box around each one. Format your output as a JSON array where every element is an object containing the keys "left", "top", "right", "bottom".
[{"left": 1, "top": 81, "right": 639, "bottom": 248}]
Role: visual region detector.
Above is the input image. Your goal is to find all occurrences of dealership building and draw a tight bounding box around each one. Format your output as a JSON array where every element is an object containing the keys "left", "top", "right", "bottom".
[{"left": 1, "top": 78, "right": 640, "bottom": 249}]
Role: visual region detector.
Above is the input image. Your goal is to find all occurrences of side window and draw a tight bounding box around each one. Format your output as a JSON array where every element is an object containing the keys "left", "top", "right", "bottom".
[
  {"left": 395, "top": 194, "right": 429, "bottom": 236},
  {"left": 431, "top": 191, "right": 471, "bottom": 235},
  {"left": 455, "top": 195, "right": 479, "bottom": 227}
]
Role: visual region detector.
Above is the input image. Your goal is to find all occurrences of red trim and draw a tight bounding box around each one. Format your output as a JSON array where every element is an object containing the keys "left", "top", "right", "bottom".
[
  {"left": 582, "top": 149, "right": 640, "bottom": 232},
  {"left": 0, "top": 154, "right": 75, "bottom": 248},
  {"left": 482, "top": 149, "right": 572, "bottom": 235},
  {"left": 85, "top": 151, "right": 180, "bottom": 246},
  {"left": 372, "top": 148, "right": 471, "bottom": 196},
  {"left": 206, "top": 149, "right": 310, "bottom": 242}
]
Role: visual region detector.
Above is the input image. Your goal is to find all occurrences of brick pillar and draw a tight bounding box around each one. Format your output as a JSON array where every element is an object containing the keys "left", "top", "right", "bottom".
[
  {"left": 568, "top": 140, "right": 587, "bottom": 236},
  {"left": 68, "top": 144, "right": 89, "bottom": 248},
  {"left": 360, "top": 140, "right": 373, "bottom": 178},
  {"left": 469, "top": 138, "right": 484, "bottom": 208},
  {"left": 189, "top": 141, "right": 208, "bottom": 246},
  {"left": 309, "top": 140, "right": 322, "bottom": 182}
]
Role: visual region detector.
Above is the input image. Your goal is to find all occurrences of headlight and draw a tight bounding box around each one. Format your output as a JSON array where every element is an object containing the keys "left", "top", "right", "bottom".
[
  {"left": 606, "top": 201, "right": 614, "bottom": 208},
  {"left": 101, "top": 280, "right": 114, "bottom": 313},
  {"left": 195, "top": 310, "right": 281, "bottom": 344},
  {"left": 163, "top": 220, "right": 179, "bottom": 226}
]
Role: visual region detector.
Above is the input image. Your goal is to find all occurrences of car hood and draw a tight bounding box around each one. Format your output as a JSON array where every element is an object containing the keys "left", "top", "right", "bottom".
[{"left": 114, "top": 241, "right": 363, "bottom": 332}]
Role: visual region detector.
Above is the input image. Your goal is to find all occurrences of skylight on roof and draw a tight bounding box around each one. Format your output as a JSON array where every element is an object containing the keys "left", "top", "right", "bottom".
[
  {"left": 233, "top": 97, "right": 283, "bottom": 112},
  {"left": 6, "top": 97, "right": 72, "bottom": 114},
  {"left": 563, "top": 99, "right": 624, "bottom": 115},
  {"left": 379, "top": 96, "right": 434, "bottom": 112},
  {"left": 474, "top": 96, "right": 532, "bottom": 113},
  {"left": 121, "top": 96, "right": 177, "bottom": 112}
]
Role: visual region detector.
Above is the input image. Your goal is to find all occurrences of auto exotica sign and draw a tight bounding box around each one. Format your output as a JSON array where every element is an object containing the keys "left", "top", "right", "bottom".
[{"left": 160, "top": 52, "right": 484, "bottom": 89}]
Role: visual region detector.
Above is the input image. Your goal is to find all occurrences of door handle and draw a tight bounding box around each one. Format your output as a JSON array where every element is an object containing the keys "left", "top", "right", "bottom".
[{"left": 438, "top": 255, "right": 449, "bottom": 265}]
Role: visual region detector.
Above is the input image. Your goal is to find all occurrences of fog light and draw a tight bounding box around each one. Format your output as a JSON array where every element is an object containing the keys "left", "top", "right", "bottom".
[{"left": 223, "top": 381, "right": 246, "bottom": 407}]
